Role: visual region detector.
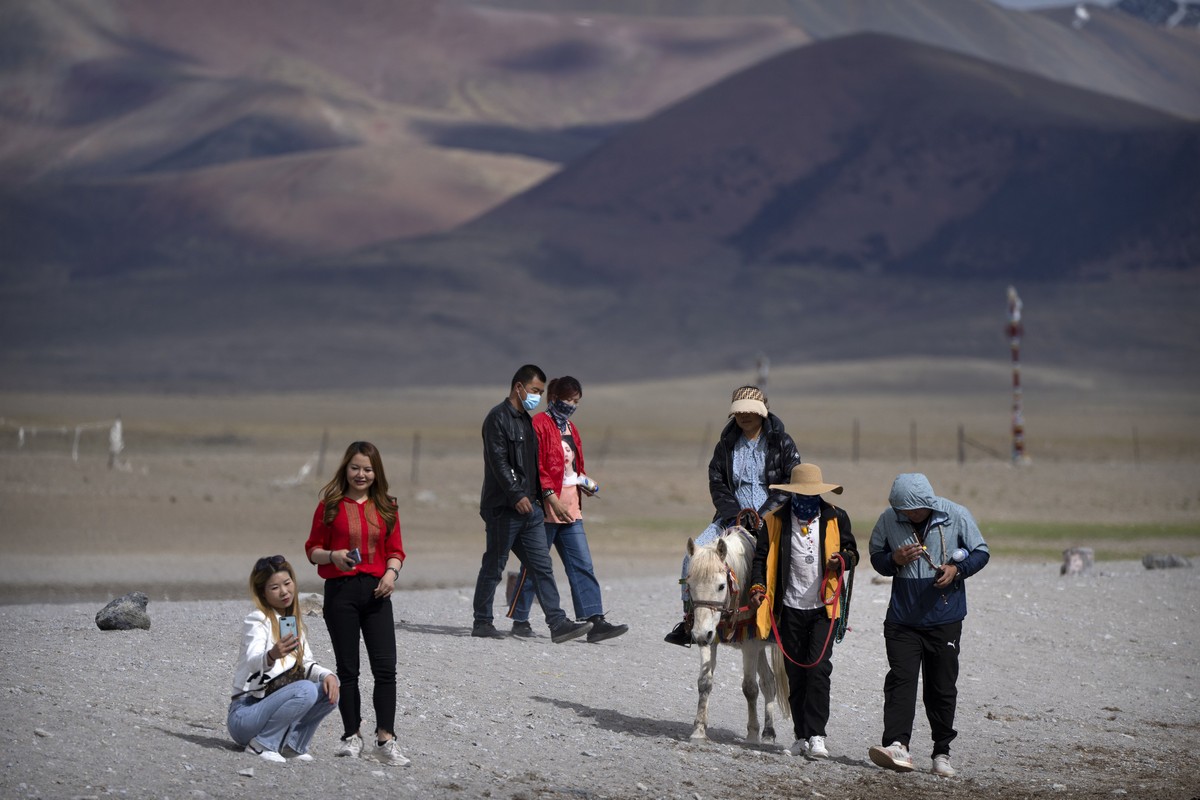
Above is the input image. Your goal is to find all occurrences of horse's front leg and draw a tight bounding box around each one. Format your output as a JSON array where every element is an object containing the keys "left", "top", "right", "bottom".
[
  {"left": 691, "top": 641, "right": 718, "bottom": 740},
  {"left": 741, "top": 645, "right": 762, "bottom": 743}
]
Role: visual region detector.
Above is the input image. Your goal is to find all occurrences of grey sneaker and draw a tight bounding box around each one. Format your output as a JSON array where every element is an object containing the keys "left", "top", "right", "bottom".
[
  {"left": 869, "top": 741, "right": 914, "bottom": 772},
  {"left": 471, "top": 622, "right": 505, "bottom": 639},
  {"left": 335, "top": 733, "right": 363, "bottom": 758},
  {"left": 931, "top": 753, "right": 956, "bottom": 777},
  {"left": 374, "top": 738, "right": 411, "bottom": 767},
  {"left": 511, "top": 621, "right": 534, "bottom": 638},
  {"left": 550, "top": 619, "right": 592, "bottom": 643},
  {"left": 787, "top": 738, "right": 808, "bottom": 757},
  {"left": 585, "top": 615, "right": 628, "bottom": 643}
]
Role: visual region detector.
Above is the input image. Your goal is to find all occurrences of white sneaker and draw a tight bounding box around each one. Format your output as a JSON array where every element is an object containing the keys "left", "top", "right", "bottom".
[
  {"left": 335, "top": 733, "right": 363, "bottom": 758},
  {"left": 931, "top": 753, "right": 956, "bottom": 777},
  {"left": 281, "top": 745, "right": 314, "bottom": 762},
  {"left": 374, "top": 737, "right": 411, "bottom": 767},
  {"left": 787, "top": 738, "right": 808, "bottom": 757},
  {"left": 806, "top": 735, "right": 829, "bottom": 759},
  {"left": 868, "top": 741, "right": 914, "bottom": 772},
  {"left": 245, "top": 739, "right": 286, "bottom": 763}
]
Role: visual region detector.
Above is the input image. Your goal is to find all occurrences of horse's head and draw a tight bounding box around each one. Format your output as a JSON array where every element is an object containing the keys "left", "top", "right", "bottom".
[{"left": 686, "top": 532, "right": 750, "bottom": 646}]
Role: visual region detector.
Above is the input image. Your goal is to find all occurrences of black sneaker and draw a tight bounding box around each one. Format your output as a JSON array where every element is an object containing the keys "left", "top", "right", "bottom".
[
  {"left": 471, "top": 622, "right": 505, "bottom": 639},
  {"left": 586, "top": 615, "right": 629, "bottom": 643},
  {"left": 663, "top": 620, "right": 691, "bottom": 647},
  {"left": 549, "top": 619, "right": 593, "bottom": 644},
  {"left": 511, "top": 621, "right": 534, "bottom": 638}
]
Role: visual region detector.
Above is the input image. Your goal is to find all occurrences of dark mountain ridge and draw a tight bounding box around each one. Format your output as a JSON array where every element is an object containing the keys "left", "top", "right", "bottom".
[{"left": 471, "top": 33, "right": 1200, "bottom": 283}]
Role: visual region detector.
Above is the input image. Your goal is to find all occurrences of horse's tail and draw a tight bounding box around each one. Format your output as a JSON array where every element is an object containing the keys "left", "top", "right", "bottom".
[{"left": 771, "top": 639, "right": 791, "bottom": 720}]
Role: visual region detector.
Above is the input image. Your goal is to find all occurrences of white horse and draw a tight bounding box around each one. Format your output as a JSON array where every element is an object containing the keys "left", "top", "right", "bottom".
[{"left": 684, "top": 526, "right": 789, "bottom": 742}]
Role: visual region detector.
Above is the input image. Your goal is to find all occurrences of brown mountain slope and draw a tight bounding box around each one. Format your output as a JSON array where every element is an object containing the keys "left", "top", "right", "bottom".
[
  {"left": 1, "top": 7, "right": 1198, "bottom": 391},
  {"left": 470, "top": 32, "right": 1200, "bottom": 282},
  {"left": 0, "top": 0, "right": 809, "bottom": 277}
]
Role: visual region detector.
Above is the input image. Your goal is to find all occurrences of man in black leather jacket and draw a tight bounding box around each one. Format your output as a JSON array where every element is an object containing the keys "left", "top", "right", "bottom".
[{"left": 470, "top": 365, "right": 592, "bottom": 644}]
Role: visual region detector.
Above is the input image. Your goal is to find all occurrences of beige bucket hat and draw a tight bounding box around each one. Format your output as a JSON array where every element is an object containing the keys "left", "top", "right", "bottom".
[
  {"left": 769, "top": 463, "right": 843, "bottom": 496},
  {"left": 729, "top": 385, "right": 768, "bottom": 417}
]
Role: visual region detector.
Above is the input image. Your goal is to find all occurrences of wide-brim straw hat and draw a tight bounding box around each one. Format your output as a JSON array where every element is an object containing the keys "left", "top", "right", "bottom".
[
  {"left": 769, "top": 463, "right": 843, "bottom": 496},
  {"left": 729, "top": 386, "right": 768, "bottom": 418}
]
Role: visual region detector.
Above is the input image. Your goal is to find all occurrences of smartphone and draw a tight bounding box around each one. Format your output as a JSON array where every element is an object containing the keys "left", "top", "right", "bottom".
[
  {"left": 347, "top": 548, "right": 362, "bottom": 565},
  {"left": 279, "top": 615, "right": 297, "bottom": 640}
]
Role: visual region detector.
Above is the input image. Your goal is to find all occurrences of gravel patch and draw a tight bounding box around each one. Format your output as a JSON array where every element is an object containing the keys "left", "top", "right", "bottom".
[{"left": 2, "top": 561, "right": 1197, "bottom": 800}]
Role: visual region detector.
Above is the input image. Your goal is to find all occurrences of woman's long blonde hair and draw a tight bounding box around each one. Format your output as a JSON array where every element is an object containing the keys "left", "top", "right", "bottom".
[
  {"left": 249, "top": 555, "right": 305, "bottom": 665},
  {"left": 319, "top": 441, "right": 398, "bottom": 533}
]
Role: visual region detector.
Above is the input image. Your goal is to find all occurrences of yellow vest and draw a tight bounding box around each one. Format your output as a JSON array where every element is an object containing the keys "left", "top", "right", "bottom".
[{"left": 756, "top": 508, "right": 843, "bottom": 639}]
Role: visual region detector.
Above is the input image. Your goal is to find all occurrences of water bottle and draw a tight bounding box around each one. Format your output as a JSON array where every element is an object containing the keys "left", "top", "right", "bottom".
[
  {"left": 578, "top": 475, "right": 599, "bottom": 495},
  {"left": 950, "top": 548, "right": 968, "bottom": 562}
]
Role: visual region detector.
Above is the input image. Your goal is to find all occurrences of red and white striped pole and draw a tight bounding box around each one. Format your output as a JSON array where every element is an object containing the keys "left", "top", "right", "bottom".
[{"left": 1007, "top": 286, "right": 1028, "bottom": 465}]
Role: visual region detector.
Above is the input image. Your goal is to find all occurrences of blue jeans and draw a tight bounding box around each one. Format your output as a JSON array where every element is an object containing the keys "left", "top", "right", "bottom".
[
  {"left": 227, "top": 681, "right": 337, "bottom": 755},
  {"left": 510, "top": 520, "right": 604, "bottom": 623},
  {"left": 472, "top": 503, "right": 567, "bottom": 628}
]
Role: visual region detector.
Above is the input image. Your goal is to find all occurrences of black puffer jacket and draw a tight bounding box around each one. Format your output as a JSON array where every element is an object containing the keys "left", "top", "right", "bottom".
[{"left": 707, "top": 412, "right": 802, "bottom": 525}]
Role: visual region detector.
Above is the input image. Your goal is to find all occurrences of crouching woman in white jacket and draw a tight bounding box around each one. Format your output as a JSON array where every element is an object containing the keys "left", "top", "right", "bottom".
[{"left": 229, "top": 555, "right": 339, "bottom": 762}]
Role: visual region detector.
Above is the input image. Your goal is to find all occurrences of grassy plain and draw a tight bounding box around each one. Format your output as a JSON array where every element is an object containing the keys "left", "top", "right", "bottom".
[{"left": 1, "top": 359, "right": 1197, "bottom": 603}]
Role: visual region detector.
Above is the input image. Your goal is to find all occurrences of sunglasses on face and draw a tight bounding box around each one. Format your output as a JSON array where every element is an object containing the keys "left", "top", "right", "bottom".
[{"left": 255, "top": 554, "right": 287, "bottom": 572}]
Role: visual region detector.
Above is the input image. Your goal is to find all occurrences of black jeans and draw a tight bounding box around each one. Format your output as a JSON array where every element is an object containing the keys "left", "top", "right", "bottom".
[
  {"left": 324, "top": 574, "right": 396, "bottom": 739},
  {"left": 778, "top": 606, "right": 834, "bottom": 740},
  {"left": 881, "top": 620, "right": 962, "bottom": 757},
  {"left": 472, "top": 503, "right": 566, "bottom": 628}
]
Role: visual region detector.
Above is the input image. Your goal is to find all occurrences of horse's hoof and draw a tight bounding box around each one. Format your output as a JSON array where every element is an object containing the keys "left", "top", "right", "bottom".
[
  {"left": 764, "top": 727, "right": 776, "bottom": 743},
  {"left": 690, "top": 730, "right": 708, "bottom": 742}
]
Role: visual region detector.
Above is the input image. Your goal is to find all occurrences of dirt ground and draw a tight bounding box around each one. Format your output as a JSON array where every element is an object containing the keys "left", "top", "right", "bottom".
[
  {"left": 0, "top": 363, "right": 1198, "bottom": 798},
  {"left": 1, "top": 564, "right": 1197, "bottom": 800}
]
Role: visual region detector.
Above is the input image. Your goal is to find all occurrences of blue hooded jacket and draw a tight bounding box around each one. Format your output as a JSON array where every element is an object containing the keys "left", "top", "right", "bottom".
[{"left": 868, "top": 473, "right": 989, "bottom": 627}]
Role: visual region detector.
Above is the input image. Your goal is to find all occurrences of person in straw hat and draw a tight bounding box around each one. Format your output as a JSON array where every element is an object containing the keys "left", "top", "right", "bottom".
[
  {"left": 748, "top": 463, "right": 858, "bottom": 761},
  {"left": 664, "top": 385, "right": 801, "bottom": 646}
]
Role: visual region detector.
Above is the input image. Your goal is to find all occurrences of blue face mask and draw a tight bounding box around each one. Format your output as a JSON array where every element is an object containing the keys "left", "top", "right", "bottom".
[
  {"left": 790, "top": 494, "right": 821, "bottom": 522},
  {"left": 520, "top": 385, "right": 542, "bottom": 412}
]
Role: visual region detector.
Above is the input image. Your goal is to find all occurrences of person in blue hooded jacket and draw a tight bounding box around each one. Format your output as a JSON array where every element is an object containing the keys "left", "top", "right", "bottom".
[{"left": 866, "top": 473, "right": 989, "bottom": 779}]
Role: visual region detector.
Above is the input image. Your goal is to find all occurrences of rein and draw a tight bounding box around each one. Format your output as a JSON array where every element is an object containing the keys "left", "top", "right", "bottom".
[{"left": 768, "top": 552, "right": 849, "bottom": 669}]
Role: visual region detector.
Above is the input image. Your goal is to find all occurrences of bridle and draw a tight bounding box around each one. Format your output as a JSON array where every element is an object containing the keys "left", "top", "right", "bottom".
[
  {"left": 688, "top": 562, "right": 742, "bottom": 615},
  {"left": 687, "top": 510, "right": 761, "bottom": 635}
]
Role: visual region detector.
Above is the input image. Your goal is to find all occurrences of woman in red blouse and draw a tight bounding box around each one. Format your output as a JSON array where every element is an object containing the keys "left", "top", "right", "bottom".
[{"left": 305, "top": 441, "right": 408, "bottom": 766}]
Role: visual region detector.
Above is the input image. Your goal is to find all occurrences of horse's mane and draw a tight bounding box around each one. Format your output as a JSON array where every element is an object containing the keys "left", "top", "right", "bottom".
[
  {"left": 689, "top": 527, "right": 755, "bottom": 583},
  {"left": 689, "top": 545, "right": 728, "bottom": 580}
]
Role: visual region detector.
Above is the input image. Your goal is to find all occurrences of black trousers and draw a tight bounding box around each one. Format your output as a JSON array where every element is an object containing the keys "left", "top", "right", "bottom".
[
  {"left": 324, "top": 574, "right": 397, "bottom": 739},
  {"left": 778, "top": 605, "right": 834, "bottom": 740},
  {"left": 881, "top": 620, "right": 961, "bottom": 757}
]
